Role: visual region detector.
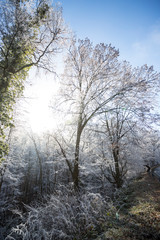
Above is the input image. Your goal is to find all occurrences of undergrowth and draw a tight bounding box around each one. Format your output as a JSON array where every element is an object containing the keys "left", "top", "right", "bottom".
[{"left": 96, "top": 173, "right": 160, "bottom": 240}]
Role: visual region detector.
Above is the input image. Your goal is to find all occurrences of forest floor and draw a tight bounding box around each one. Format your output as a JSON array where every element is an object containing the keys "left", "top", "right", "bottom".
[{"left": 95, "top": 172, "right": 160, "bottom": 240}]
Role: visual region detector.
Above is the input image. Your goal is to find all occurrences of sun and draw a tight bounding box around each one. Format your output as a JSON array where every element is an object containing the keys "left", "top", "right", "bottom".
[
  {"left": 28, "top": 98, "right": 55, "bottom": 133},
  {"left": 24, "top": 73, "right": 60, "bottom": 134}
]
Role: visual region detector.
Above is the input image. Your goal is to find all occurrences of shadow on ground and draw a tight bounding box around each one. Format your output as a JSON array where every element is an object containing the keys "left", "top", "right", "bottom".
[{"left": 96, "top": 173, "right": 160, "bottom": 240}]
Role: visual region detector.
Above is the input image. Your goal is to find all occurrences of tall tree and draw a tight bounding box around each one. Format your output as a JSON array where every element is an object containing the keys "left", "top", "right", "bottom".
[
  {"left": 55, "top": 38, "right": 159, "bottom": 190},
  {"left": 96, "top": 73, "right": 160, "bottom": 188},
  {"left": 0, "top": 0, "right": 66, "bottom": 162},
  {"left": 96, "top": 106, "right": 136, "bottom": 188}
]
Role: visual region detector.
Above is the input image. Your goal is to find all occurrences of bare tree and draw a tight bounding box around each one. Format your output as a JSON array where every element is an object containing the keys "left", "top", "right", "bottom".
[
  {"left": 29, "top": 135, "right": 43, "bottom": 195},
  {"left": 97, "top": 107, "right": 134, "bottom": 188},
  {"left": 54, "top": 38, "right": 159, "bottom": 190}
]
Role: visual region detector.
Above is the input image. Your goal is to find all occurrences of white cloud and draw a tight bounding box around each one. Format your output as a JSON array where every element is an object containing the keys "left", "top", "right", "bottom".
[
  {"left": 130, "top": 22, "right": 160, "bottom": 71},
  {"left": 132, "top": 42, "right": 148, "bottom": 59},
  {"left": 151, "top": 29, "right": 160, "bottom": 45}
]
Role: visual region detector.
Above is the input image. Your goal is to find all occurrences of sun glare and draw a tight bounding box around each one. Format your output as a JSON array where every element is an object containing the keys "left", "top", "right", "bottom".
[
  {"left": 28, "top": 98, "right": 55, "bottom": 133},
  {"left": 24, "top": 73, "right": 60, "bottom": 134}
]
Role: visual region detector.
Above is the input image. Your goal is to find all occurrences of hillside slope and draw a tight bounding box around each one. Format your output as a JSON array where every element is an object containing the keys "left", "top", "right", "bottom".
[{"left": 96, "top": 173, "right": 160, "bottom": 240}]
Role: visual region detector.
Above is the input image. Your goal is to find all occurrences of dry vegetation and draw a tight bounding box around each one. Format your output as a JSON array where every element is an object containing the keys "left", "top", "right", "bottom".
[{"left": 96, "top": 173, "right": 160, "bottom": 240}]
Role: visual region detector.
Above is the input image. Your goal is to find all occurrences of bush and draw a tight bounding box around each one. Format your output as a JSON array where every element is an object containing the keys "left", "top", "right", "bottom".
[{"left": 7, "top": 189, "right": 111, "bottom": 240}]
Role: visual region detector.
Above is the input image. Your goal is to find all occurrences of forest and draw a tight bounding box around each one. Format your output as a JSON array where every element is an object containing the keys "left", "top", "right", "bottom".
[{"left": 0, "top": 0, "right": 160, "bottom": 239}]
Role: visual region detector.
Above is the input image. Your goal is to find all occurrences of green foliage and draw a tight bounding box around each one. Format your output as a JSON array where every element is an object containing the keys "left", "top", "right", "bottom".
[
  {"left": 37, "top": 3, "right": 49, "bottom": 20},
  {"left": 0, "top": 0, "right": 51, "bottom": 162}
]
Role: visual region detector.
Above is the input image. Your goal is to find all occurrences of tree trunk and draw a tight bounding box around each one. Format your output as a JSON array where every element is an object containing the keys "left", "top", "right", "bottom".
[
  {"left": 73, "top": 117, "right": 83, "bottom": 190},
  {"left": 31, "top": 137, "right": 43, "bottom": 195},
  {"left": 112, "top": 146, "right": 122, "bottom": 188}
]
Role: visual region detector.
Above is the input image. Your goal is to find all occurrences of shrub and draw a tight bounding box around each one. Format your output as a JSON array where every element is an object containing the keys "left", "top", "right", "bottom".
[{"left": 7, "top": 189, "right": 111, "bottom": 240}]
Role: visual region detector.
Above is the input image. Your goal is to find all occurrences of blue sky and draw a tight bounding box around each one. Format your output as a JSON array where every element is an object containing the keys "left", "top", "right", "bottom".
[{"left": 57, "top": 0, "right": 160, "bottom": 71}]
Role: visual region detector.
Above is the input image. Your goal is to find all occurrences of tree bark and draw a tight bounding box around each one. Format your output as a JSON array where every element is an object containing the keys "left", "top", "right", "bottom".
[
  {"left": 112, "top": 146, "right": 123, "bottom": 188},
  {"left": 73, "top": 116, "right": 83, "bottom": 190}
]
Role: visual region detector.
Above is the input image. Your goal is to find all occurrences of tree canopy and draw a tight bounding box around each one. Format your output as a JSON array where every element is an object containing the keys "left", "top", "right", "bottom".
[
  {"left": 0, "top": 0, "right": 66, "bottom": 162},
  {"left": 54, "top": 38, "right": 160, "bottom": 189}
]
